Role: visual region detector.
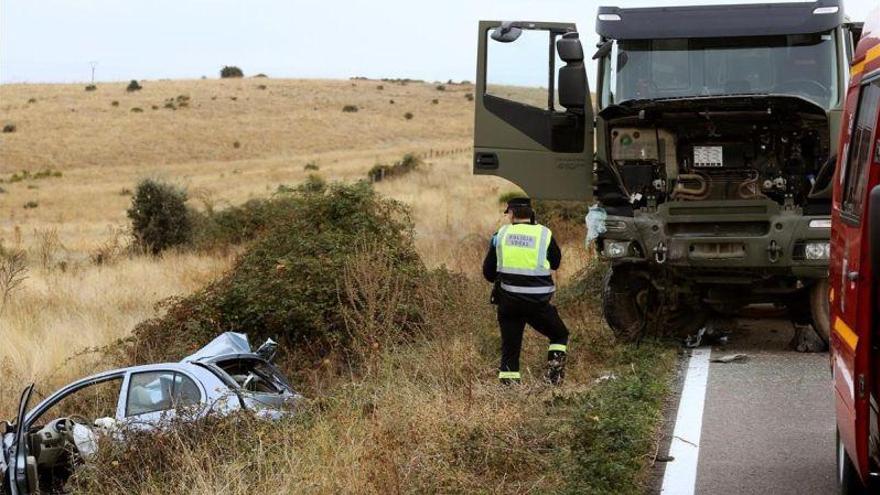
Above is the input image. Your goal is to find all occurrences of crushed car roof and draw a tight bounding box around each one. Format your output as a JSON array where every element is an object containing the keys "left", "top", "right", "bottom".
[{"left": 182, "top": 332, "right": 255, "bottom": 362}]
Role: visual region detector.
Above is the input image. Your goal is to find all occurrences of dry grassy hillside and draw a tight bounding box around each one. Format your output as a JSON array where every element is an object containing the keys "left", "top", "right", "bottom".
[
  {"left": 0, "top": 78, "right": 547, "bottom": 417},
  {"left": 0, "top": 78, "right": 493, "bottom": 252}
]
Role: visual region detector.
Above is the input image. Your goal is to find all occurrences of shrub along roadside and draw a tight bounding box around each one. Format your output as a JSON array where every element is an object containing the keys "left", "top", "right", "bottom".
[{"left": 125, "top": 179, "right": 424, "bottom": 364}]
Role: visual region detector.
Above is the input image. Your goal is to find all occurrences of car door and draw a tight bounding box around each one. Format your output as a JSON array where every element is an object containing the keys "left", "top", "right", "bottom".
[
  {"left": 9, "top": 385, "right": 35, "bottom": 495},
  {"left": 832, "top": 77, "right": 880, "bottom": 481},
  {"left": 120, "top": 369, "right": 204, "bottom": 429},
  {"left": 474, "top": 21, "right": 593, "bottom": 201}
]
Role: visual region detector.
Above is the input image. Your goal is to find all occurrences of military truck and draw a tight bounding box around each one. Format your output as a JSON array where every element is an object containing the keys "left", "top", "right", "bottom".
[{"left": 473, "top": 1, "right": 863, "bottom": 342}]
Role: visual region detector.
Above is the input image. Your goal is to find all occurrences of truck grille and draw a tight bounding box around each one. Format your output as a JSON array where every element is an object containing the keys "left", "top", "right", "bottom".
[{"left": 668, "top": 222, "right": 769, "bottom": 237}]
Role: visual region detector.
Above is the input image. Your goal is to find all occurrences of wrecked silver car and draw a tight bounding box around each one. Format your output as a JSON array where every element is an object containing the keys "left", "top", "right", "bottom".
[{"left": 2, "top": 333, "right": 300, "bottom": 495}]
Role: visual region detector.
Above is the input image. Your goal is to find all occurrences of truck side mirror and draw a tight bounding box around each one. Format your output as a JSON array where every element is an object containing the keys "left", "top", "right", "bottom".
[
  {"left": 870, "top": 185, "right": 880, "bottom": 276},
  {"left": 557, "top": 32, "right": 586, "bottom": 111},
  {"left": 490, "top": 22, "right": 522, "bottom": 43}
]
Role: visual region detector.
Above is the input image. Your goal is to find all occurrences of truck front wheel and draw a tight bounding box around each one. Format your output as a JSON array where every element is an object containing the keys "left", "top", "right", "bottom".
[
  {"left": 602, "top": 265, "right": 652, "bottom": 342},
  {"left": 602, "top": 265, "right": 706, "bottom": 342},
  {"left": 810, "top": 279, "right": 831, "bottom": 345}
]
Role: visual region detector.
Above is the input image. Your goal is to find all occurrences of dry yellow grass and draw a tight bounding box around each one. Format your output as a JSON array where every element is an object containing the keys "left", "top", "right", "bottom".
[
  {"left": 1, "top": 78, "right": 481, "bottom": 253},
  {"left": 0, "top": 78, "right": 588, "bottom": 416}
]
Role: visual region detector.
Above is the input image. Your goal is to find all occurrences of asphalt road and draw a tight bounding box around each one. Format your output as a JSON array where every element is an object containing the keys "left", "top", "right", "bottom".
[{"left": 656, "top": 317, "right": 837, "bottom": 495}]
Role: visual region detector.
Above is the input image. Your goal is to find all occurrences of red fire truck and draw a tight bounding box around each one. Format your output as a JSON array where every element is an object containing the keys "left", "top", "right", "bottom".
[{"left": 831, "top": 7, "right": 880, "bottom": 494}]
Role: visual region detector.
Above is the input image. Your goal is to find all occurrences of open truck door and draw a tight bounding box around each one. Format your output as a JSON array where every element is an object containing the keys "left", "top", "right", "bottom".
[
  {"left": 474, "top": 21, "right": 593, "bottom": 201},
  {"left": 831, "top": 73, "right": 880, "bottom": 492}
]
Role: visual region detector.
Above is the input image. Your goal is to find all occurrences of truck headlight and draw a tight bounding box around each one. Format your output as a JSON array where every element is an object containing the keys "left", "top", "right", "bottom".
[
  {"left": 604, "top": 241, "right": 631, "bottom": 258},
  {"left": 808, "top": 219, "right": 831, "bottom": 228},
  {"left": 804, "top": 241, "right": 830, "bottom": 260}
]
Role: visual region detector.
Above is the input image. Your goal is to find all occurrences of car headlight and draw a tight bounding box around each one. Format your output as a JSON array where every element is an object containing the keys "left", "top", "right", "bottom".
[
  {"left": 808, "top": 219, "right": 831, "bottom": 228},
  {"left": 604, "top": 241, "right": 631, "bottom": 258},
  {"left": 804, "top": 241, "right": 830, "bottom": 260}
]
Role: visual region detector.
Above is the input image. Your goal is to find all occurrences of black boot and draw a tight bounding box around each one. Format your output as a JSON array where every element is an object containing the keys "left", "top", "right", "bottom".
[{"left": 545, "top": 351, "right": 566, "bottom": 385}]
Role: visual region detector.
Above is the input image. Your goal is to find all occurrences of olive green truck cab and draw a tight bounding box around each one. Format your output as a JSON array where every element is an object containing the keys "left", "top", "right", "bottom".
[{"left": 473, "top": 1, "right": 863, "bottom": 342}]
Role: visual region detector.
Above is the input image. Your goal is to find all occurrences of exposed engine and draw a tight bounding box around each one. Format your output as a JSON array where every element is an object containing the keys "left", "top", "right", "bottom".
[{"left": 602, "top": 98, "right": 832, "bottom": 209}]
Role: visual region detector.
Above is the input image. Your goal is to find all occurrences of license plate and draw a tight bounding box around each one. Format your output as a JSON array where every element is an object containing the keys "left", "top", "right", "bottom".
[{"left": 694, "top": 146, "right": 723, "bottom": 168}]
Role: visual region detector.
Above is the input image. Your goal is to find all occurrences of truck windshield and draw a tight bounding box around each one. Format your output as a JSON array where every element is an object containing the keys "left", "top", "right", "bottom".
[{"left": 600, "top": 31, "right": 839, "bottom": 109}]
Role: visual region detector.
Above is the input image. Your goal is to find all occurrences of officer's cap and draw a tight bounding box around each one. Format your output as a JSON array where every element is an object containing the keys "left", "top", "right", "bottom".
[{"left": 504, "top": 197, "right": 532, "bottom": 213}]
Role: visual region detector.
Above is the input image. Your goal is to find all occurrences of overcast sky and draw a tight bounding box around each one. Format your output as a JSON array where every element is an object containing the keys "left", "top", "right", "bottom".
[{"left": 1, "top": 0, "right": 877, "bottom": 85}]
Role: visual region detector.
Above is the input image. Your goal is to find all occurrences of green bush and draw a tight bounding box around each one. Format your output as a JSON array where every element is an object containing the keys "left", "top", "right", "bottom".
[
  {"left": 497, "top": 190, "right": 526, "bottom": 206},
  {"left": 126, "top": 80, "right": 142, "bottom": 92},
  {"left": 1, "top": 169, "right": 62, "bottom": 184},
  {"left": 342, "top": 105, "right": 359, "bottom": 113},
  {"left": 2, "top": 124, "right": 16, "bottom": 133},
  {"left": 127, "top": 181, "right": 423, "bottom": 362},
  {"left": 220, "top": 66, "right": 244, "bottom": 78},
  {"left": 565, "top": 343, "right": 675, "bottom": 495},
  {"left": 127, "top": 179, "right": 192, "bottom": 255},
  {"left": 303, "top": 161, "right": 319, "bottom": 171},
  {"left": 84, "top": 84, "right": 97, "bottom": 91},
  {"left": 404, "top": 112, "right": 414, "bottom": 120},
  {"left": 367, "top": 153, "right": 422, "bottom": 182}
]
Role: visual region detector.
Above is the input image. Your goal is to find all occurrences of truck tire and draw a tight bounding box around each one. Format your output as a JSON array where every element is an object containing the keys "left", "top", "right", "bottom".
[
  {"left": 837, "top": 429, "right": 868, "bottom": 495},
  {"left": 602, "top": 265, "right": 651, "bottom": 342},
  {"left": 810, "top": 279, "right": 831, "bottom": 345},
  {"left": 602, "top": 265, "right": 706, "bottom": 342}
]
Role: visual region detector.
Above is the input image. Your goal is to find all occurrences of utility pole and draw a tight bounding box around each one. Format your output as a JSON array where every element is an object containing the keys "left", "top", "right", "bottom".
[{"left": 89, "top": 61, "right": 98, "bottom": 83}]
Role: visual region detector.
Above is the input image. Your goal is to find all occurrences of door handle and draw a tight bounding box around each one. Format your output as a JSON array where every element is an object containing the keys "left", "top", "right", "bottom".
[
  {"left": 475, "top": 152, "right": 499, "bottom": 170},
  {"left": 847, "top": 271, "right": 859, "bottom": 282}
]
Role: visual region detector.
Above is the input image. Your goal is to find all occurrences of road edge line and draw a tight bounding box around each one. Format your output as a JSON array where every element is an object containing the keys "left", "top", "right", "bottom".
[{"left": 660, "top": 347, "right": 711, "bottom": 495}]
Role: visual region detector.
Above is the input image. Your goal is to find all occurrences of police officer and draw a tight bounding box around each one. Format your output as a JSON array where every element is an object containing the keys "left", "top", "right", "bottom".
[{"left": 482, "top": 197, "right": 569, "bottom": 385}]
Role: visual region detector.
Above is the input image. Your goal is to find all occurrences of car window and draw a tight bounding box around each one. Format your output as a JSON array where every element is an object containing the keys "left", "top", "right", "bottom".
[
  {"left": 125, "top": 371, "right": 201, "bottom": 417},
  {"left": 842, "top": 81, "right": 880, "bottom": 219},
  {"left": 35, "top": 377, "right": 123, "bottom": 425},
  {"left": 214, "top": 358, "right": 290, "bottom": 394}
]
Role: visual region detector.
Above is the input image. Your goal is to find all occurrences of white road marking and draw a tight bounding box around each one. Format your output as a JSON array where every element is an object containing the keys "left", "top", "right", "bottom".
[{"left": 661, "top": 347, "right": 712, "bottom": 495}]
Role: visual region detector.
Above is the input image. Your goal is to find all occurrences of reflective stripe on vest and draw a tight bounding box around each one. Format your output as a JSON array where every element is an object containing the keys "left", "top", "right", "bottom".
[
  {"left": 495, "top": 223, "right": 552, "bottom": 277},
  {"left": 500, "top": 283, "right": 556, "bottom": 294}
]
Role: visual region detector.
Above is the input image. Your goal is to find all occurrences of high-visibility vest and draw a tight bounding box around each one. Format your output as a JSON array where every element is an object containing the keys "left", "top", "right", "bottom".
[{"left": 495, "top": 223, "right": 555, "bottom": 297}]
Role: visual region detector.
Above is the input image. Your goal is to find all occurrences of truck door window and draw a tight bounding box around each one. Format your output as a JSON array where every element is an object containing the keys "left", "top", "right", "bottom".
[
  {"left": 842, "top": 82, "right": 880, "bottom": 220},
  {"left": 486, "top": 29, "right": 551, "bottom": 109}
]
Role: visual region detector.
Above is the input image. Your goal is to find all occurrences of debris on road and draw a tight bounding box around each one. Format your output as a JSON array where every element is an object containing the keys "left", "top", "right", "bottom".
[{"left": 710, "top": 354, "right": 749, "bottom": 364}]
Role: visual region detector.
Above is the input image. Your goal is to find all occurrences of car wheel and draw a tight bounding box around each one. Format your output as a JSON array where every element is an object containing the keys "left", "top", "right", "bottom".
[
  {"left": 837, "top": 429, "right": 867, "bottom": 495},
  {"left": 810, "top": 279, "right": 831, "bottom": 345}
]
